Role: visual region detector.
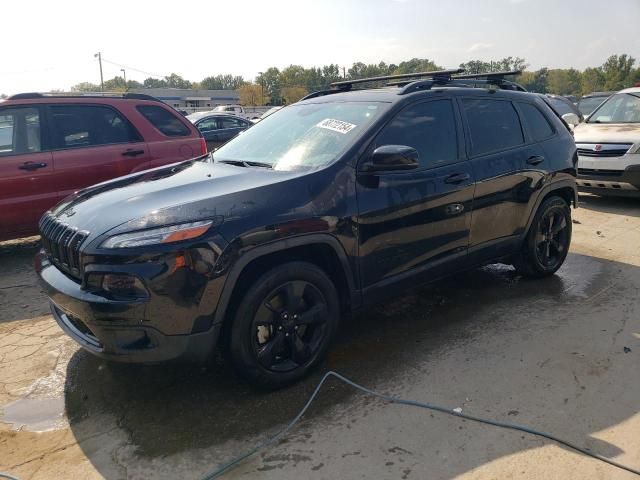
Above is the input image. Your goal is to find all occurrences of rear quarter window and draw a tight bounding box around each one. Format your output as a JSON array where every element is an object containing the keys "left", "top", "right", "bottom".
[
  {"left": 462, "top": 99, "right": 524, "bottom": 156},
  {"left": 517, "top": 102, "right": 554, "bottom": 141},
  {"left": 137, "top": 105, "right": 191, "bottom": 137}
]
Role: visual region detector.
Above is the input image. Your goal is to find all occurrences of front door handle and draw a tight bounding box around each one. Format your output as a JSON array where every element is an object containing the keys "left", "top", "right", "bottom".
[
  {"left": 444, "top": 172, "right": 471, "bottom": 184},
  {"left": 121, "top": 149, "right": 145, "bottom": 157},
  {"left": 18, "top": 162, "right": 47, "bottom": 171},
  {"left": 527, "top": 155, "right": 545, "bottom": 165}
]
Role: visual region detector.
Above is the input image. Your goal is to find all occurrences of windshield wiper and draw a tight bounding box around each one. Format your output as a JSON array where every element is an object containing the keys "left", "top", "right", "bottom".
[{"left": 216, "top": 159, "right": 273, "bottom": 169}]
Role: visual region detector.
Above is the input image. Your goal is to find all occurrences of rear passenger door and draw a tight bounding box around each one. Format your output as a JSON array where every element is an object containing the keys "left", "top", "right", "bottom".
[
  {"left": 459, "top": 97, "right": 543, "bottom": 261},
  {"left": 48, "top": 104, "right": 150, "bottom": 200},
  {"left": 217, "top": 116, "right": 250, "bottom": 144},
  {"left": 356, "top": 98, "right": 475, "bottom": 295},
  {"left": 0, "top": 105, "right": 55, "bottom": 237}
]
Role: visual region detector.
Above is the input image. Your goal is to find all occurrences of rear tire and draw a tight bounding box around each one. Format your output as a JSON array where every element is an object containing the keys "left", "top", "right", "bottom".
[
  {"left": 228, "top": 261, "right": 340, "bottom": 389},
  {"left": 513, "top": 195, "right": 572, "bottom": 278}
]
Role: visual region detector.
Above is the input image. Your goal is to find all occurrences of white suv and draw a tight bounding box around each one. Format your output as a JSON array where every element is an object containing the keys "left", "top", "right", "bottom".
[{"left": 573, "top": 87, "right": 640, "bottom": 197}]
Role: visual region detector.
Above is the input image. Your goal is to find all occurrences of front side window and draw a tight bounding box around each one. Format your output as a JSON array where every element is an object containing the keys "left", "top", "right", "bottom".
[
  {"left": 375, "top": 99, "right": 458, "bottom": 168},
  {"left": 462, "top": 99, "right": 524, "bottom": 156},
  {"left": 220, "top": 117, "right": 246, "bottom": 129},
  {"left": 50, "top": 105, "right": 140, "bottom": 149},
  {"left": 517, "top": 102, "right": 554, "bottom": 141},
  {"left": 137, "top": 105, "right": 191, "bottom": 136},
  {"left": 577, "top": 97, "right": 608, "bottom": 116},
  {"left": 214, "top": 101, "right": 387, "bottom": 171},
  {"left": 0, "top": 107, "right": 41, "bottom": 156},
  {"left": 588, "top": 93, "right": 640, "bottom": 123}
]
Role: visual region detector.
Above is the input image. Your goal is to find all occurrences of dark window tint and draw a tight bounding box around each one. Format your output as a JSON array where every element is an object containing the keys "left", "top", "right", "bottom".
[
  {"left": 462, "top": 99, "right": 524, "bottom": 155},
  {"left": 0, "top": 107, "right": 41, "bottom": 156},
  {"left": 220, "top": 117, "right": 247, "bottom": 129},
  {"left": 375, "top": 99, "right": 457, "bottom": 168},
  {"left": 137, "top": 105, "right": 190, "bottom": 136},
  {"left": 50, "top": 105, "right": 140, "bottom": 149},
  {"left": 518, "top": 102, "right": 554, "bottom": 141},
  {"left": 197, "top": 118, "right": 219, "bottom": 132}
]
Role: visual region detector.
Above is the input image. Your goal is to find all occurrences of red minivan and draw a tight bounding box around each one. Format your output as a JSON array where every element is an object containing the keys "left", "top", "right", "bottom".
[{"left": 0, "top": 93, "right": 207, "bottom": 241}]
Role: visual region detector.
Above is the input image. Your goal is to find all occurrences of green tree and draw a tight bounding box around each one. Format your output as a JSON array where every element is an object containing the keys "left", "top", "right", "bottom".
[
  {"left": 601, "top": 54, "right": 636, "bottom": 90},
  {"left": 459, "top": 57, "right": 527, "bottom": 74},
  {"left": 143, "top": 77, "right": 168, "bottom": 88},
  {"left": 71, "top": 81, "right": 101, "bottom": 92},
  {"left": 163, "top": 73, "right": 191, "bottom": 89},
  {"left": 547, "top": 68, "right": 582, "bottom": 95},
  {"left": 518, "top": 68, "right": 548, "bottom": 93},
  {"left": 256, "top": 67, "right": 282, "bottom": 104},
  {"left": 200, "top": 74, "right": 246, "bottom": 90},
  {"left": 239, "top": 83, "right": 267, "bottom": 106},
  {"left": 393, "top": 58, "right": 441, "bottom": 74},
  {"left": 580, "top": 67, "right": 605, "bottom": 95},
  {"left": 281, "top": 86, "right": 308, "bottom": 104}
]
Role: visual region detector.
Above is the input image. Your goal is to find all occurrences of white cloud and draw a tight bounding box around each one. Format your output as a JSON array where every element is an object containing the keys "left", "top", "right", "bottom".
[{"left": 467, "top": 43, "right": 494, "bottom": 53}]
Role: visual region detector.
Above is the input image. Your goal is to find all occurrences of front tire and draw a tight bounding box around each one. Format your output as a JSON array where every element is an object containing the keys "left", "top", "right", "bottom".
[
  {"left": 513, "top": 195, "right": 572, "bottom": 278},
  {"left": 229, "top": 261, "right": 340, "bottom": 389}
]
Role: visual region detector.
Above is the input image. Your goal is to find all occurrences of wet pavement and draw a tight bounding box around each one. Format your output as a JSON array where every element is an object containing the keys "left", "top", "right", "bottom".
[{"left": 1, "top": 195, "right": 639, "bottom": 479}]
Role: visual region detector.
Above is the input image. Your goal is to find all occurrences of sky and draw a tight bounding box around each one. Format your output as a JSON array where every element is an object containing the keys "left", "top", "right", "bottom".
[{"left": 1, "top": 0, "right": 638, "bottom": 95}]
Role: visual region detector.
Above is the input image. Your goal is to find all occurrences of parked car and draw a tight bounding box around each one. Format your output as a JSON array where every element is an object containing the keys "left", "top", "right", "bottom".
[
  {"left": 0, "top": 93, "right": 206, "bottom": 241},
  {"left": 187, "top": 113, "right": 252, "bottom": 150},
  {"left": 212, "top": 104, "right": 253, "bottom": 120},
  {"left": 251, "top": 106, "right": 283, "bottom": 123},
  {"left": 573, "top": 87, "right": 640, "bottom": 197},
  {"left": 541, "top": 94, "right": 583, "bottom": 124},
  {"left": 36, "top": 71, "right": 577, "bottom": 388},
  {"left": 576, "top": 91, "right": 616, "bottom": 117}
]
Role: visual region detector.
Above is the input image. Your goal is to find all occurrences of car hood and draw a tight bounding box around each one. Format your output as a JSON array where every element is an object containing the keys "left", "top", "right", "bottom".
[
  {"left": 50, "top": 157, "right": 303, "bottom": 239},
  {"left": 573, "top": 122, "right": 640, "bottom": 144}
]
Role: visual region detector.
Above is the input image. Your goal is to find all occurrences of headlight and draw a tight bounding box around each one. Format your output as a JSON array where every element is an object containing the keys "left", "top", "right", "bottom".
[{"left": 101, "top": 220, "right": 213, "bottom": 249}]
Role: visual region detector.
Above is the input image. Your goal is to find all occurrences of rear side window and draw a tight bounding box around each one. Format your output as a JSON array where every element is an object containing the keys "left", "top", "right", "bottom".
[
  {"left": 517, "top": 102, "right": 554, "bottom": 141},
  {"left": 220, "top": 117, "right": 247, "bottom": 129},
  {"left": 462, "top": 99, "right": 524, "bottom": 156},
  {"left": 49, "top": 105, "right": 140, "bottom": 149},
  {"left": 0, "top": 107, "right": 41, "bottom": 156},
  {"left": 375, "top": 99, "right": 458, "bottom": 168},
  {"left": 137, "top": 105, "right": 191, "bottom": 136}
]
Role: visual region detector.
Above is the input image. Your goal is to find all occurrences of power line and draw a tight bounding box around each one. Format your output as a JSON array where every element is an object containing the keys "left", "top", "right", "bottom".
[{"left": 101, "top": 58, "right": 169, "bottom": 79}]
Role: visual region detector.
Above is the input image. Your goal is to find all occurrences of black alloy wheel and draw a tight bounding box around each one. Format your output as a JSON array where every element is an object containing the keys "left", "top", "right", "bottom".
[
  {"left": 534, "top": 207, "right": 570, "bottom": 269},
  {"left": 229, "top": 261, "right": 339, "bottom": 388}
]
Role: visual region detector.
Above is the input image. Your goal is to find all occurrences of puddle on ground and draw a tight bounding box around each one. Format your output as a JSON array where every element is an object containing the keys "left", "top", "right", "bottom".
[{"left": 2, "top": 396, "right": 67, "bottom": 432}]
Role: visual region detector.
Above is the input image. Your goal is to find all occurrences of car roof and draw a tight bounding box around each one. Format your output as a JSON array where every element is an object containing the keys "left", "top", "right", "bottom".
[
  {"left": 582, "top": 91, "right": 617, "bottom": 98},
  {"left": 618, "top": 87, "right": 640, "bottom": 94},
  {"left": 190, "top": 113, "right": 247, "bottom": 123}
]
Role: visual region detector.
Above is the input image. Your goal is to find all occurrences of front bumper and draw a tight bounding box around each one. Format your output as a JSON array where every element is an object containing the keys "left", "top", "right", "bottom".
[
  {"left": 36, "top": 251, "right": 221, "bottom": 363},
  {"left": 576, "top": 165, "right": 640, "bottom": 197}
]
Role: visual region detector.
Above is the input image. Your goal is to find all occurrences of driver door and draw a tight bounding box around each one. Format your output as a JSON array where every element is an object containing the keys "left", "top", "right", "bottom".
[{"left": 355, "top": 98, "right": 475, "bottom": 299}]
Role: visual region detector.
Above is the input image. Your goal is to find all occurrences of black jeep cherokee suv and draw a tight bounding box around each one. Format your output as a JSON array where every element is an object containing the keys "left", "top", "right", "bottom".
[{"left": 36, "top": 71, "right": 578, "bottom": 388}]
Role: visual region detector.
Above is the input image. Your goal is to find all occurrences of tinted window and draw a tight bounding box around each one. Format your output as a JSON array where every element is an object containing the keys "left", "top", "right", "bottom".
[
  {"left": 0, "top": 107, "right": 41, "bottom": 156},
  {"left": 197, "top": 118, "right": 219, "bottom": 132},
  {"left": 462, "top": 99, "right": 524, "bottom": 155},
  {"left": 518, "top": 102, "right": 554, "bottom": 141},
  {"left": 220, "top": 117, "right": 247, "bottom": 129},
  {"left": 50, "top": 105, "right": 139, "bottom": 149},
  {"left": 375, "top": 99, "right": 457, "bottom": 168},
  {"left": 137, "top": 105, "right": 190, "bottom": 136},
  {"left": 545, "top": 96, "right": 575, "bottom": 117},
  {"left": 577, "top": 96, "right": 608, "bottom": 116}
]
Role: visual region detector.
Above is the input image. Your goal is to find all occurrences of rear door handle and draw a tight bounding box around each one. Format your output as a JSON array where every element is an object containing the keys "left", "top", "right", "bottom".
[
  {"left": 444, "top": 172, "right": 471, "bottom": 184},
  {"left": 527, "top": 155, "right": 545, "bottom": 165},
  {"left": 121, "top": 149, "right": 145, "bottom": 157},
  {"left": 18, "top": 162, "right": 47, "bottom": 171}
]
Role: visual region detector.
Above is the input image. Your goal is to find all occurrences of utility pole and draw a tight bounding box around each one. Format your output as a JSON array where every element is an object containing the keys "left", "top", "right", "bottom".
[
  {"left": 121, "top": 68, "right": 127, "bottom": 91},
  {"left": 94, "top": 52, "right": 104, "bottom": 92},
  {"left": 258, "top": 71, "right": 264, "bottom": 105}
]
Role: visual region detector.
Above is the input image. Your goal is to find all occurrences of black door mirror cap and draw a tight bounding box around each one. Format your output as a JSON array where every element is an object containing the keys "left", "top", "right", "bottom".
[{"left": 360, "top": 145, "right": 420, "bottom": 173}]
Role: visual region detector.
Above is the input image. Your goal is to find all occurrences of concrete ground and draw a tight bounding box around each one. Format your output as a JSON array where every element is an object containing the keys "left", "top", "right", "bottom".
[{"left": 1, "top": 194, "right": 639, "bottom": 480}]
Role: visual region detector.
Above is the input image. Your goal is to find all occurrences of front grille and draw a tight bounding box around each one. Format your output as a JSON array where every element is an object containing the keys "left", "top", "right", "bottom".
[
  {"left": 39, "top": 213, "right": 89, "bottom": 278},
  {"left": 577, "top": 149, "right": 629, "bottom": 157},
  {"left": 578, "top": 168, "right": 623, "bottom": 177}
]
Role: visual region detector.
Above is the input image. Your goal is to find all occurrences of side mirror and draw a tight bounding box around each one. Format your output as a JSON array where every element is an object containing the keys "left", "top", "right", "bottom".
[
  {"left": 562, "top": 113, "right": 580, "bottom": 127},
  {"left": 360, "top": 145, "right": 419, "bottom": 173}
]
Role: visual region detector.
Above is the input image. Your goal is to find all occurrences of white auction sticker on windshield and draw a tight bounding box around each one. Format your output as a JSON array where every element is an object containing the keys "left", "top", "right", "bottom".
[{"left": 316, "top": 118, "right": 357, "bottom": 134}]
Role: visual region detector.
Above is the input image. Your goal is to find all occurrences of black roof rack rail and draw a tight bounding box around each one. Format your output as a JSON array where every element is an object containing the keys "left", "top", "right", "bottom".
[
  {"left": 453, "top": 70, "right": 522, "bottom": 80},
  {"left": 329, "top": 69, "right": 464, "bottom": 90},
  {"left": 7, "top": 92, "right": 162, "bottom": 101}
]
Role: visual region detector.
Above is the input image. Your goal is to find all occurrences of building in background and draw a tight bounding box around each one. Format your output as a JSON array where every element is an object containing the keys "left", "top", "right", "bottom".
[{"left": 131, "top": 88, "right": 240, "bottom": 113}]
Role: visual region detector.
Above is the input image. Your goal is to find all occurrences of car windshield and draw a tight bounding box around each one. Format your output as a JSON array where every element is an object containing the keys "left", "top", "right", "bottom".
[
  {"left": 577, "top": 96, "right": 608, "bottom": 116},
  {"left": 213, "top": 102, "right": 386, "bottom": 171},
  {"left": 588, "top": 93, "right": 640, "bottom": 123}
]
